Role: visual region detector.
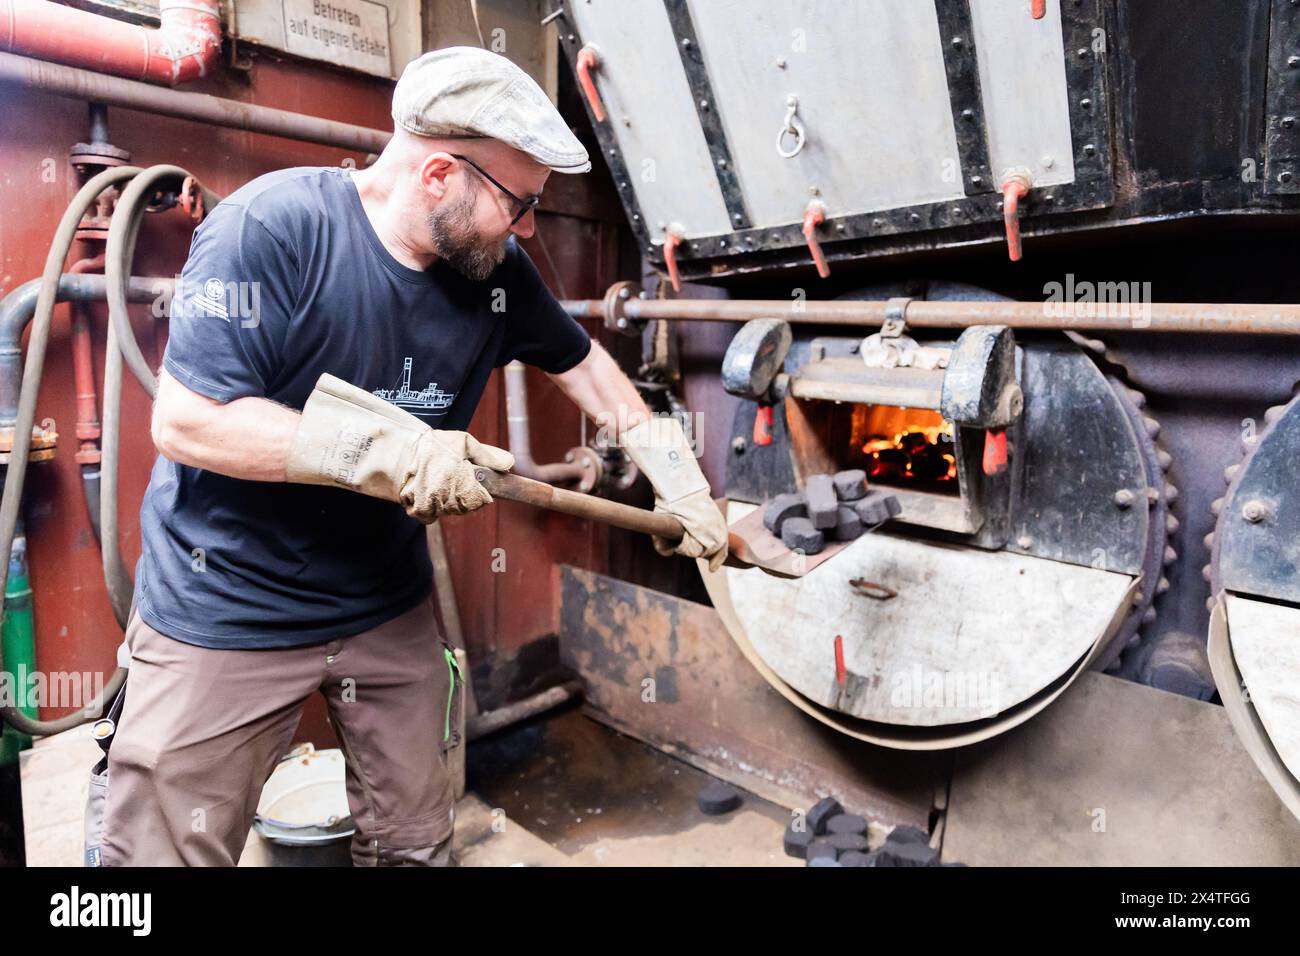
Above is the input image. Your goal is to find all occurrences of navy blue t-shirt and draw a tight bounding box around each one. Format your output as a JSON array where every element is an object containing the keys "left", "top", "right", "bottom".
[{"left": 136, "top": 165, "right": 591, "bottom": 649}]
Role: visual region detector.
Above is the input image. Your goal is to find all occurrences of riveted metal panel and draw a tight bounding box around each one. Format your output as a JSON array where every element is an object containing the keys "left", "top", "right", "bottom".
[
  {"left": 684, "top": 0, "right": 965, "bottom": 228},
  {"left": 555, "top": 0, "right": 1115, "bottom": 277},
  {"left": 1264, "top": 0, "right": 1300, "bottom": 194},
  {"left": 969, "top": 0, "right": 1076, "bottom": 189},
  {"left": 564, "top": 0, "right": 733, "bottom": 242}
]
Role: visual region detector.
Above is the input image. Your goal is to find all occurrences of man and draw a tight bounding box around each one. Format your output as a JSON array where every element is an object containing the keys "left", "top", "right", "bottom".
[{"left": 95, "top": 46, "right": 727, "bottom": 867}]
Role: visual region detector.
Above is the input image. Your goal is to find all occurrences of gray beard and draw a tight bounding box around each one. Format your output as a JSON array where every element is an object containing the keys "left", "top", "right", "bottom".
[{"left": 427, "top": 190, "right": 508, "bottom": 281}]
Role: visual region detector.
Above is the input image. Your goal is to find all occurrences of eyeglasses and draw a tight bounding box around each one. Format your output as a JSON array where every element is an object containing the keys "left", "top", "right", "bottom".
[{"left": 451, "top": 153, "right": 540, "bottom": 227}]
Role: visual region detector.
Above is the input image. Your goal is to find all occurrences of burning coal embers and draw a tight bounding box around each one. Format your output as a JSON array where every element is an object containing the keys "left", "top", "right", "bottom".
[
  {"left": 763, "top": 469, "right": 901, "bottom": 555},
  {"left": 854, "top": 405, "right": 958, "bottom": 492}
]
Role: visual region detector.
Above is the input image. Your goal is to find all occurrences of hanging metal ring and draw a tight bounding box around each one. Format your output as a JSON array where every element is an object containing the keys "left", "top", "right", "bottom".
[{"left": 776, "top": 94, "right": 806, "bottom": 158}]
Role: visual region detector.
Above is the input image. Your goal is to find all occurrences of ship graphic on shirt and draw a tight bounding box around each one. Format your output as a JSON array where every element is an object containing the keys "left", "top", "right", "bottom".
[{"left": 372, "top": 358, "right": 456, "bottom": 413}]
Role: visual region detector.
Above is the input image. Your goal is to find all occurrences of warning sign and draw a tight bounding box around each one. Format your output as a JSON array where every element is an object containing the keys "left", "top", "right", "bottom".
[{"left": 281, "top": 0, "right": 392, "bottom": 77}]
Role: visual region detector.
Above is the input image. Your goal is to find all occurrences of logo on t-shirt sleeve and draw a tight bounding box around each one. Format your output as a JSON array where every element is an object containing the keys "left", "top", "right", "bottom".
[
  {"left": 172, "top": 276, "right": 262, "bottom": 328},
  {"left": 192, "top": 277, "right": 231, "bottom": 321}
]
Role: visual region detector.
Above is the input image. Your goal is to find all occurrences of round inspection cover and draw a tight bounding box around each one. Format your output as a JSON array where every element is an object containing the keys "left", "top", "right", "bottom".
[
  {"left": 716, "top": 327, "right": 1157, "bottom": 735},
  {"left": 712, "top": 328, "right": 1164, "bottom": 745},
  {"left": 1208, "top": 392, "right": 1300, "bottom": 819}
]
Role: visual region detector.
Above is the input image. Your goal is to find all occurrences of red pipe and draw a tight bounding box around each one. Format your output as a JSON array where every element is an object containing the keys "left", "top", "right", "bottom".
[
  {"left": 1, "top": 0, "right": 221, "bottom": 85},
  {"left": 68, "top": 253, "right": 105, "bottom": 466},
  {"left": 1031, "top": 0, "right": 1046, "bottom": 20}
]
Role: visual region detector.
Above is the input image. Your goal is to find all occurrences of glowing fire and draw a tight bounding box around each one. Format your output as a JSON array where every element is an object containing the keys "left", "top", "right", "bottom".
[{"left": 852, "top": 405, "right": 957, "bottom": 486}]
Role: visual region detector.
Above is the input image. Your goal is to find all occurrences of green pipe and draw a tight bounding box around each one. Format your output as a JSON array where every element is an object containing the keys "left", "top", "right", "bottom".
[{"left": 0, "top": 529, "right": 36, "bottom": 765}]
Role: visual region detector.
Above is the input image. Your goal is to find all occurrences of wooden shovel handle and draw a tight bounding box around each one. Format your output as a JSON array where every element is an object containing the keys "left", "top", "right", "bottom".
[{"left": 474, "top": 469, "right": 685, "bottom": 542}]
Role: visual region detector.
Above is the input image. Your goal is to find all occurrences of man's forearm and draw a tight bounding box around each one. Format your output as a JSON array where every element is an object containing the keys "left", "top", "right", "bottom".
[
  {"left": 152, "top": 369, "right": 300, "bottom": 482},
  {"left": 547, "top": 341, "right": 652, "bottom": 436}
]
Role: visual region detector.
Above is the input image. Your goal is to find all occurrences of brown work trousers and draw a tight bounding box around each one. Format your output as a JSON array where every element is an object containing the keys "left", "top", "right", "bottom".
[{"left": 94, "top": 596, "right": 459, "bottom": 866}]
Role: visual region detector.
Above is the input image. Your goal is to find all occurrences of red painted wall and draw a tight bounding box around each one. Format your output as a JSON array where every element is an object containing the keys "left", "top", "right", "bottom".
[{"left": 0, "top": 47, "right": 626, "bottom": 745}]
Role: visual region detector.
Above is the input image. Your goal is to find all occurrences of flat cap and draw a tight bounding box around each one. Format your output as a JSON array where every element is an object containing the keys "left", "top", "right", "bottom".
[{"left": 392, "top": 46, "right": 591, "bottom": 174}]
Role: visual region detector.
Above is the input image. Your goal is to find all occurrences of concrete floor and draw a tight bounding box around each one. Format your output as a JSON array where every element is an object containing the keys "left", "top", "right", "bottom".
[
  {"left": 20, "top": 704, "right": 803, "bottom": 866},
  {"left": 467, "top": 704, "right": 801, "bottom": 866},
  {"left": 23, "top": 670, "right": 1300, "bottom": 866}
]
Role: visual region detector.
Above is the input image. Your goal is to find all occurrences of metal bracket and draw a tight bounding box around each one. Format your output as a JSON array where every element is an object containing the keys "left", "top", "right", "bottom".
[
  {"left": 881, "top": 297, "right": 912, "bottom": 338},
  {"left": 602, "top": 280, "right": 643, "bottom": 336}
]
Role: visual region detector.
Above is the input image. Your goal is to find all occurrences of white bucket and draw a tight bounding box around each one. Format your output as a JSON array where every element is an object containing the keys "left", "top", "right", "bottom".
[{"left": 253, "top": 744, "right": 354, "bottom": 865}]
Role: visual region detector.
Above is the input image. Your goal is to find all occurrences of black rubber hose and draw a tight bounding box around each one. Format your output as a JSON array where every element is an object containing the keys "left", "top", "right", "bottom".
[
  {"left": 102, "top": 165, "right": 214, "bottom": 626},
  {"left": 0, "top": 166, "right": 141, "bottom": 735},
  {"left": 0, "top": 274, "right": 168, "bottom": 544},
  {"left": 0, "top": 273, "right": 166, "bottom": 427},
  {"left": 107, "top": 165, "right": 196, "bottom": 397}
]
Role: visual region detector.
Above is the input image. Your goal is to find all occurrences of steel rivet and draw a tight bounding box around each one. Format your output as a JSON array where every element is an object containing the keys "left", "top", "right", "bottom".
[
  {"left": 961, "top": 108, "right": 974, "bottom": 121},
  {"left": 1016, "top": 535, "right": 1034, "bottom": 549},
  {"left": 1113, "top": 489, "right": 1134, "bottom": 509},
  {"left": 951, "top": 36, "right": 964, "bottom": 49},
  {"left": 1083, "top": 143, "right": 1097, "bottom": 156},
  {"left": 732, "top": 437, "right": 747, "bottom": 454},
  {"left": 1281, "top": 171, "right": 1295, "bottom": 184},
  {"left": 699, "top": 99, "right": 709, "bottom": 110},
  {"left": 1080, "top": 97, "right": 1092, "bottom": 109},
  {"left": 1242, "top": 500, "right": 1268, "bottom": 523},
  {"left": 1283, "top": 116, "right": 1297, "bottom": 128},
  {"left": 1290, "top": 55, "right": 1300, "bottom": 69}
]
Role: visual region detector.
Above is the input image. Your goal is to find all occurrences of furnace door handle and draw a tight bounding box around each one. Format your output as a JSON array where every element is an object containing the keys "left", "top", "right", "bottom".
[
  {"left": 982, "top": 429, "right": 1008, "bottom": 476},
  {"left": 576, "top": 44, "right": 607, "bottom": 123},
  {"left": 802, "top": 201, "right": 830, "bottom": 278},
  {"left": 752, "top": 404, "right": 775, "bottom": 446},
  {"left": 1001, "top": 170, "right": 1032, "bottom": 262},
  {"left": 663, "top": 228, "right": 684, "bottom": 292}
]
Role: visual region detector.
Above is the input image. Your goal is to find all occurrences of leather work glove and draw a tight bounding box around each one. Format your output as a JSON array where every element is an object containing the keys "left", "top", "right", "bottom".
[
  {"left": 620, "top": 415, "right": 729, "bottom": 572},
  {"left": 286, "top": 373, "right": 514, "bottom": 522}
]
